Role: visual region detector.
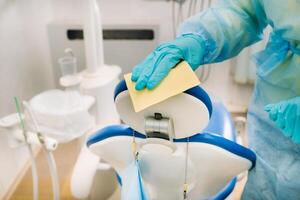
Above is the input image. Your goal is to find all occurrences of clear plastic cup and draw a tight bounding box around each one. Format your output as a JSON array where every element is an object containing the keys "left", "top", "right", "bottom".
[{"left": 58, "top": 56, "right": 77, "bottom": 77}]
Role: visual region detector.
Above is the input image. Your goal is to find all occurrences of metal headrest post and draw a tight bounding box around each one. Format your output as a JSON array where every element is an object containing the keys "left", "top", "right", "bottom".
[{"left": 144, "top": 113, "right": 174, "bottom": 142}]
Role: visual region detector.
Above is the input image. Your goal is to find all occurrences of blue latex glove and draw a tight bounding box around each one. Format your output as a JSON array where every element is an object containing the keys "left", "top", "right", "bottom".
[
  {"left": 131, "top": 33, "right": 206, "bottom": 90},
  {"left": 265, "top": 97, "right": 300, "bottom": 144}
]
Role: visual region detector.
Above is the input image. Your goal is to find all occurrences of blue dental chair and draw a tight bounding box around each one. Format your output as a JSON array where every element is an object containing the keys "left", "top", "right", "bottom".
[{"left": 87, "top": 80, "right": 256, "bottom": 200}]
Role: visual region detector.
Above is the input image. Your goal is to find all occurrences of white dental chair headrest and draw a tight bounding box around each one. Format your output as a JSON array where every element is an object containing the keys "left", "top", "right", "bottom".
[{"left": 114, "top": 80, "right": 212, "bottom": 139}]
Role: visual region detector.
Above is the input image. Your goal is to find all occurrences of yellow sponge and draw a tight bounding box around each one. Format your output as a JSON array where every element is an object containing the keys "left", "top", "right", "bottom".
[{"left": 124, "top": 61, "right": 200, "bottom": 112}]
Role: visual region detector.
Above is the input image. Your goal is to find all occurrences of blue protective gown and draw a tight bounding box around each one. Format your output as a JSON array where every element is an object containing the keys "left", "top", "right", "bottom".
[{"left": 178, "top": 0, "right": 300, "bottom": 199}]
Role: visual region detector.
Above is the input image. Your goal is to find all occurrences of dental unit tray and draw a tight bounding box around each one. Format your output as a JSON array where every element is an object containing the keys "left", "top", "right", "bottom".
[{"left": 87, "top": 80, "right": 256, "bottom": 200}]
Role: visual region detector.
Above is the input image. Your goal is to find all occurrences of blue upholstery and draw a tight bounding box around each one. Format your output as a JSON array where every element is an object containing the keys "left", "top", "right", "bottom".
[
  {"left": 213, "top": 177, "right": 237, "bottom": 200},
  {"left": 204, "top": 100, "right": 236, "bottom": 141}
]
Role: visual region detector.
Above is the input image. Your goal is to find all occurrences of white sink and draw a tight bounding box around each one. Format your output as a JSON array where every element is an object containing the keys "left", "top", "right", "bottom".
[{"left": 25, "top": 89, "right": 95, "bottom": 143}]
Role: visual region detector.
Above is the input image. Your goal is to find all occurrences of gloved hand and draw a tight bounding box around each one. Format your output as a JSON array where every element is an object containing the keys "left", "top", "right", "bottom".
[
  {"left": 265, "top": 97, "right": 300, "bottom": 144},
  {"left": 131, "top": 33, "right": 206, "bottom": 90}
]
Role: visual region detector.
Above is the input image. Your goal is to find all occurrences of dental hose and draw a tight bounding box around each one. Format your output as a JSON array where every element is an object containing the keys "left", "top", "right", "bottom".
[
  {"left": 14, "top": 97, "right": 39, "bottom": 200},
  {"left": 43, "top": 148, "right": 60, "bottom": 200},
  {"left": 27, "top": 143, "right": 39, "bottom": 200},
  {"left": 23, "top": 101, "right": 60, "bottom": 200}
]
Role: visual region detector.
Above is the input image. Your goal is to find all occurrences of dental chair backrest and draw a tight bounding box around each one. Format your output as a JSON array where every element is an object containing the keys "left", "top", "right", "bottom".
[{"left": 87, "top": 80, "right": 256, "bottom": 200}]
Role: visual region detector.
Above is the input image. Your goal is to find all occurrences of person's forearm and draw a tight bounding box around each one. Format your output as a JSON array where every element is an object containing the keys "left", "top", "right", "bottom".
[{"left": 178, "top": 0, "right": 268, "bottom": 64}]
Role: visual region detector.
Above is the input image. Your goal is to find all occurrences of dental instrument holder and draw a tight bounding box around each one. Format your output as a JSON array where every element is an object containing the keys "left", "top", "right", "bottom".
[{"left": 0, "top": 113, "right": 57, "bottom": 150}]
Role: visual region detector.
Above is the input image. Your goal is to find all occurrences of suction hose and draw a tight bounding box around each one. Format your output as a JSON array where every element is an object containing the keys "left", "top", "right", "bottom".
[
  {"left": 14, "top": 97, "right": 39, "bottom": 200},
  {"left": 23, "top": 101, "right": 60, "bottom": 200}
]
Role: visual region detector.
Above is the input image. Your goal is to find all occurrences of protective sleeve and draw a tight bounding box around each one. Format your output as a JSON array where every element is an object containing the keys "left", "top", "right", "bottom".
[{"left": 178, "top": 0, "right": 268, "bottom": 64}]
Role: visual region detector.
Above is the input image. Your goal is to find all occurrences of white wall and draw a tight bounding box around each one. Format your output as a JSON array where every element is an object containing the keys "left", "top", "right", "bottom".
[
  {"left": 0, "top": 0, "right": 54, "bottom": 197},
  {"left": 0, "top": 0, "right": 253, "bottom": 197}
]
